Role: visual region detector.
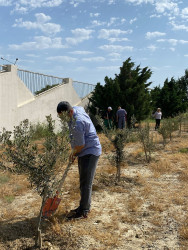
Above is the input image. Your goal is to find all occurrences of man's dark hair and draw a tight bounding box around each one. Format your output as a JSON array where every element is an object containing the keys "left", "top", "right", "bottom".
[{"left": 57, "top": 101, "right": 72, "bottom": 113}]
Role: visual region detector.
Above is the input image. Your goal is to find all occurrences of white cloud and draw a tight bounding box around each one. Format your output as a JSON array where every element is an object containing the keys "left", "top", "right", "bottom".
[
  {"left": 107, "top": 17, "right": 119, "bottom": 26},
  {"left": 22, "top": 0, "right": 63, "bottom": 8},
  {"left": 108, "top": 0, "right": 116, "bottom": 4},
  {"left": 130, "top": 17, "right": 137, "bottom": 24},
  {"left": 108, "top": 52, "right": 121, "bottom": 58},
  {"left": 155, "top": 0, "right": 179, "bottom": 15},
  {"left": 35, "top": 13, "right": 51, "bottom": 23},
  {"left": 146, "top": 31, "right": 166, "bottom": 39},
  {"left": 82, "top": 57, "right": 105, "bottom": 62},
  {"left": 126, "top": 0, "right": 179, "bottom": 16},
  {"left": 47, "top": 55, "right": 77, "bottom": 62},
  {"left": 108, "top": 52, "right": 121, "bottom": 61},
  {"left": 11, "top": 4, "right": 28, "bottom": 14},
  {"left": 90, "top": 13, "right": 100, "bottom": 17},
  {"left": 126, "top": 0, "right": 154, "bottom": 4},
  {"left": 70, "top": 0, "right": 85, "bottom": 7},
  {"left": 70, "top": 50, "right": 94, "bottom": 55},
  {"left": 99, "top": 44, "right": 133, "bottom": 52},
  {"left": 11, "top": 0, "right": 64, "bottom": 13},
  {"left": 97, "top": 65, "right": 119, "bottom": 72},
  {"left": 182, "top": 7, "right": 188, "bottom": 15},
  {"left": 170, "top": 47, "right": 175, "bottom": 52},
  {"left": 170, "top": 21, "right": 188, "bottom": 32},
  {"left": 147, "top": 45, "right": 157, "bottom": 51},
  {"left": 98, "top": 29, "right": 132, "bottom": 39},
  {"left": 0, "top": 0, "right": 12, "bottom": 6},
  {"left": 121, "top": 18, "right": 126, "bottom": 24},
  {"left": 66, "top": 28, "right": 94, "bottom": 45},
  {"left": 160, "top": 39, "right": 188, "bottom": 46},
  {"left": 108, "top": 38, "right": 129, "bottom": 43},
  {"left": 26, "top": 54, "right": 40, "bottom": 58},
  {"left": 9, "top": 36, "right": 65, "bottom": 50},
  {"left": 157, "top": 38, "right": 178, "bottom": 46},
  {"left": 13, "top": 13, "right": 61, "bottom": 35},
  {"left": 150, "top": 14, "right": 161, "bottom": 18},
  {"left": 179, "top": 40, "right": 188, "bottom": 45},
  {"left": 91, "top": 20, "right": 106, "bottom": 27},
  {"left": 184, "top": 54, "right": 188, "bottom": 57}
]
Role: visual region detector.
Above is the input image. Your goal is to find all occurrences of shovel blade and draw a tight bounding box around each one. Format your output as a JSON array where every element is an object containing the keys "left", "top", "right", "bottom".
[{"left": 42, "top": 196, "right": 61, "bottom": 218}]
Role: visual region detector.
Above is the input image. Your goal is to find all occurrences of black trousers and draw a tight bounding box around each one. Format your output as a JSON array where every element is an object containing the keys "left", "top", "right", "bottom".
[{"left": 155, "top": 119, "right": 161, "bottom": 130}]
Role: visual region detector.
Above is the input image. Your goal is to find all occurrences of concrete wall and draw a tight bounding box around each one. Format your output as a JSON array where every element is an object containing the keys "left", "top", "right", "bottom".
[{"left": 0, "top": 65, "right": 89, "bottom": 132}]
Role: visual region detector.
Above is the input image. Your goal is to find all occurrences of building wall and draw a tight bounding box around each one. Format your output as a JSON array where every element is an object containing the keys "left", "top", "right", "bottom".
[{"left": 0, "top": 65, "right": 89, "bottom": 132}]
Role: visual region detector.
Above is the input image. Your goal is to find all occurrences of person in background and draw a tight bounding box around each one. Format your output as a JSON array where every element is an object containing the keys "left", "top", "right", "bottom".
[
  {"left": 116, "top": 106, "right": 127, "bottom": 129},
  {"left": 57, "top": 101, "right": 102, "bottom": 220},
  {"left": 104, "top": 106, "right": 113, "bottom": 129},
  {"left": 153, "top": 108, "right": 162, "bottom": 130}
]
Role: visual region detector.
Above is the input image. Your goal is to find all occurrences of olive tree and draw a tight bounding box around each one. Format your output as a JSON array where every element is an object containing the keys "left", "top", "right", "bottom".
[{"left": 0, "top": 114, "right": 70, "bottom": 248}]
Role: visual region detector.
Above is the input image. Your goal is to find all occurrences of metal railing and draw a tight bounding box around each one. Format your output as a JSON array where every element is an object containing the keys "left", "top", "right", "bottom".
[
  {"left": 73, "top": 80, "right": 96, "bottom": 98},
  {"left": 17, "top": 69, "right": 64, "bottom": 94},
  {"left": 0, "top": 65, "right": 8, "bottom": 73},
  {"left": 17, "top": 68, "right": 96, "bottom": 98}
]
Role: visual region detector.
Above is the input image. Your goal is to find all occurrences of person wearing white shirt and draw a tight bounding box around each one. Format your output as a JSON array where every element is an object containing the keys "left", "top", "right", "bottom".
[{"left": 153, "top": 108, "right": 162, "bottom": 130}]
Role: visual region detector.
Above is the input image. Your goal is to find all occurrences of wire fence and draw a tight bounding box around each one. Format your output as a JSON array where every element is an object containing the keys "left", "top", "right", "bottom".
[{"left": 17, "top": 69, "right": 96, "bottom": 98}]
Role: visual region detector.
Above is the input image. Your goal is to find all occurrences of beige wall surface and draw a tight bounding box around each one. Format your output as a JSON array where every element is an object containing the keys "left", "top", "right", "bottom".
[{"left": 0, "top": 65, "right": 89, "bottom": 132}]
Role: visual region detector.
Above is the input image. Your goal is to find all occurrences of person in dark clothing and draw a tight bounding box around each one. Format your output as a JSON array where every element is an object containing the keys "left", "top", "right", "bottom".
[
  {"left": 104, "top": 107, "right": 113, "bottom": 129},
  {"left": 116, "top": 106, "right": 127, "bottom": 129}
]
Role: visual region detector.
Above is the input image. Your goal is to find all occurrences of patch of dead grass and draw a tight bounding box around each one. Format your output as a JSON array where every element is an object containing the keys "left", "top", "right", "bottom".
[
  {"left": 179, "top": 216, "right": 188, "bottom": 241},
  {"left": 148, "top": 202, "right": 166, "bottom": 213},
  {"left": 127, "top": 195, "right": 143, "bottom": 213},
  {"left": 120, "top": 214, "right": 139, "bottom": 224},
  {"left": 178, "top": 170, "right": 188, "bottom": 182},
  {"left": 149, "top": 159, "right": 174, "bottom": 176}
]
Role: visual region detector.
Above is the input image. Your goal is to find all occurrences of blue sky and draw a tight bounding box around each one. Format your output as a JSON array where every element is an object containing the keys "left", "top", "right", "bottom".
[{"left": 0, "top": 0, "right": 188, "bottom": 88}]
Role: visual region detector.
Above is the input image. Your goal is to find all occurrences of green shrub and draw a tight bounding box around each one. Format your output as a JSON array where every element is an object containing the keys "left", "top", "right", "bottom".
[
  {"left": 0, "top": 174, "right": 10, "bottom": 184},
  {"left": 179, "top": 148, "right": 188, "bottom": 153},
  {"left": 137, "top": 123, "right": 155, "bottom": 163},
  {"left": 158, "top": 117, "right": 179, "bottom": 146},
  {"left": 30, "top": 122, "right": 49, "bottom": 140}
]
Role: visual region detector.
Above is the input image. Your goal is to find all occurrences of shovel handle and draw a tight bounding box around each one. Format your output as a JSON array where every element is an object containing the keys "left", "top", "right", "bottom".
[{"left": 56, "top": 162, "right": 72, "bottom": 194}]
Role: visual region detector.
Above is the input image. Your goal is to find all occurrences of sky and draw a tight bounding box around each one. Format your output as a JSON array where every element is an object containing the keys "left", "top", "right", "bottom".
[{"left": 0, "top": 0, "right": 188, "bottom": 89}]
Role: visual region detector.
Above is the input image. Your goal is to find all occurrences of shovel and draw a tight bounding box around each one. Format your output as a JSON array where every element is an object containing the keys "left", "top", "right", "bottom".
[{"left": 42, "top": 162, "right": 72, "bottom": 218}]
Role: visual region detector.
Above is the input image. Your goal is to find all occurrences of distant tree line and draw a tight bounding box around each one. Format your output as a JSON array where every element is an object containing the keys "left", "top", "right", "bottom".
[
  {"left": 150, "top": 70, "right": 188, "bottom": 117},
  {"left": 88, "top": 57, "right": 188, "bottom": 125}
]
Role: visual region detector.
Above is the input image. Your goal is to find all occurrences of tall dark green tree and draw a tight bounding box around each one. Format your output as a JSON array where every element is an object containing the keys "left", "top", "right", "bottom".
[
  {"left": 150, "top": 86, "right": 162, "bottom": 112},
  {"left": 89, "top": 58, "right": 152, "bottom": 125},
  {"left": 150, "top": 69, "right": 188, "bottom": 118}
]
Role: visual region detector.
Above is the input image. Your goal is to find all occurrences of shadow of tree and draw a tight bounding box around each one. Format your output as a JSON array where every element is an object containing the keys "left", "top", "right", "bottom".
[{"left": 0, "top": 217, "right": 38, "bottom": 242}]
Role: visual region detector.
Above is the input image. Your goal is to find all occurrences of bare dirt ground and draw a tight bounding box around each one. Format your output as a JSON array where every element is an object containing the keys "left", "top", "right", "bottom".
[{"left": 0, "top": 131, "right": 188, "bottom": 249}]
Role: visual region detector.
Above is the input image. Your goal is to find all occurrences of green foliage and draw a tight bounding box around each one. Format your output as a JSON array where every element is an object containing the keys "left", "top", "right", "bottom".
[
  {"left": 179, "top": 148, "right": 188, "bottom": 153},
  {"left": 108, "top": 129, "right": 130, "bottom": 182},
  {"left": 96, "top": 115, "right": 130, "bottom": 181},
  {"left": 150, "top": 69, "right": 188, "bottom": 118},
  {"left": 35, "top": 84, "right": 59, "bottom": 95},
  {"left": 89, "top": 57, "right": 152, "bottom": 126},
  {"left": 4, "top": 195, "right": 15, "bottom": 203},
  {"left": 137, "top": 123, "right": 155, "bottom": 163},
  {"left": 0, "top": 174, "right": 10, "bottom": 184},
  {"left": 176, "top": 112, "right": 188, "bottom": 135},
  {"left": 30, "top": 122, "right": 50, "bottom": 140},
  {"left": 0, "top": 115, "right": 70, "bottom": 198},
  {"left": 158, "top": 117, "right": 179, "bottom": 146}
]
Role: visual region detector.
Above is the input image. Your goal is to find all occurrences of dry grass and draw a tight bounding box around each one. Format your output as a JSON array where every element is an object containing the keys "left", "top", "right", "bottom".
[{"left": 0, "top": 131, "right": 188, "bottom": 249}]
